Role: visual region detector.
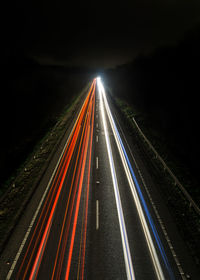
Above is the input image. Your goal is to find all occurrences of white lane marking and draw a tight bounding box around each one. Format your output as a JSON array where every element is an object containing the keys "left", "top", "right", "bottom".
[
  {"left": 6, "top": 90, "right": 90, "bottom": 280},
  {"left": 98, "top": 78, "right": 135, "bottom": 280},
  {"left": 96, "top": 135, "right": 98, "bottom": 143},
  {"left": 96, "top": 123, "right": 98, "bottom": 128},
  {"left": 96, "top": 200, "right": 99, "bottom": 230},
  {"left": 96, "top": 157, "right": 99, "bottom": 169}
]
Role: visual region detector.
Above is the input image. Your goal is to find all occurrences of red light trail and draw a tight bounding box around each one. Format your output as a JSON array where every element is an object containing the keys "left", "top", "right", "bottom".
[{"left": 14, "top": 80, "right": 96, "bottom": 280}]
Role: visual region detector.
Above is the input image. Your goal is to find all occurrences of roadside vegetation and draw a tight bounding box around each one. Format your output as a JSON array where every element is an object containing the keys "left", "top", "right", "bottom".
[{"left": 0, "top": 80, "right": 90, "bottom": 253}]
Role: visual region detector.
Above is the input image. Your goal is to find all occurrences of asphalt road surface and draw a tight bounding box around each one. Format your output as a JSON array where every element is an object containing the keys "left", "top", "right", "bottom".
[{"left": 0, "top": 78, "right": 199, "bottom": 279}]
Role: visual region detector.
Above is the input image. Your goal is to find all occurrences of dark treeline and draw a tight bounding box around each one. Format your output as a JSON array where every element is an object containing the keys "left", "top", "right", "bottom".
[
  {"left": 0, "top": 57, "right": 93, "bottom": 187},
  {"left": 104, "top": 24, "right": 200, "bottom": 180}
]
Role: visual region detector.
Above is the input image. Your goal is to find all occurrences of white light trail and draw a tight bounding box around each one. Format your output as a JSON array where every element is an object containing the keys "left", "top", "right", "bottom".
[
  {"left": 98, "top": 78, "right": 135, "bottom": 280},
  {"left": 97, "top": 77, "right": 165, "bottom": 280}
]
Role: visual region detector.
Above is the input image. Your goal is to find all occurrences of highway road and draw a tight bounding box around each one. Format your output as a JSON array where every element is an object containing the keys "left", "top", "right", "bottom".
[{"left": 0, "top": 78, "right": 199, "bottom": 279}]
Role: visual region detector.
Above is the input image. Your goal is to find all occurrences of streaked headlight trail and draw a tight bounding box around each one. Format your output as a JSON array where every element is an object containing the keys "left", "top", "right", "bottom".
[
  {"left": 97, "top": 77, "right": 174, "bottom": 280},
  {"left": 98, "top": 78, "right": 135, "bottom": 280}
]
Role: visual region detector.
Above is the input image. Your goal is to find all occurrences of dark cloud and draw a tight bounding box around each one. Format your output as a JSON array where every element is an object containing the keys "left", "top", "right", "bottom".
[{"left": 2, "top": 0, "right": 200, "bottom": 67}]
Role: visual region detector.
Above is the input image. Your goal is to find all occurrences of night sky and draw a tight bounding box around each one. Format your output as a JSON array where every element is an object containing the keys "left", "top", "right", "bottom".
[
  {"left": 3, "top": 0, "right": 200, "bottom": 68},
  {"left": 1, "top": 0, "right": 200, "bottom": 196}
]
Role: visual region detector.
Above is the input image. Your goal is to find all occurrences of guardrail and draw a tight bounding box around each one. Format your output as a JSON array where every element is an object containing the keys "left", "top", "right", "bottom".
[{"left": 132, "top": 116, "right": 200, "bottom": 216}]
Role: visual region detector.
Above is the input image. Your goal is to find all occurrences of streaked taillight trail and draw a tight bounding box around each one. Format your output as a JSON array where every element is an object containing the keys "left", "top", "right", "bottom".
[{"left": 8, "top": 80, "right": 96, "bottom": 280}]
